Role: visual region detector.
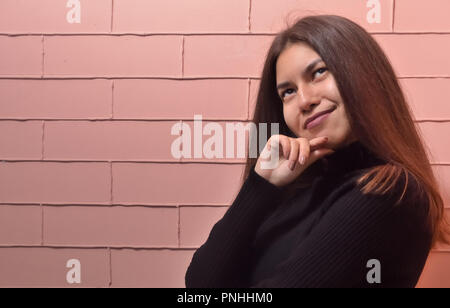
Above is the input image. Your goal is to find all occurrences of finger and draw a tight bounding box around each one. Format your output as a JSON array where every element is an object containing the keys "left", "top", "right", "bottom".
[
  {"left": 288, "top": 139, "right": 299, "bottom": 170},
  {"left": 309, "top": 136, "right": 329, "bottom": 151},
  {"left": 267, "top": 135, "right": 274, "bottom": 151},
  {"left": 279, "top": 135, "right": 291, "bottom": 159},
  {"left": 297, "top": 138, "right": 310, "bottom": 165},
  {"left": 262, "top": 135, "right": 278, "bottom": 160},
  {"left": 267, "top": 134, "right": 280, "bottom": 152}
]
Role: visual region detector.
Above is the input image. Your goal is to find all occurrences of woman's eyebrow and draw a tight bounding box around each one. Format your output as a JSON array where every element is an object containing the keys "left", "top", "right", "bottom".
[{"left": 276, "top": 58, "right": 323, "bottom": 90}]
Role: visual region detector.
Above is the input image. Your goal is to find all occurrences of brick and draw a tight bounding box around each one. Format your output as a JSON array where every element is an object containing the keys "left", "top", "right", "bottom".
[
  {"left": 0, "top": 247, "right": 109, "bottom": 287},
  {"left": 113, "top": 0, "right": 248, "bottom": 33},
  {"left": 416, "top": 251, "right": 450, "bottom": 288},
  {"left": 0, "top": 205, "right": 41, "bottom": 245},
  {"left": 0, "top": 36, "right": 41, "bottom": 76},
  {"left": 418, "top": 122, "right": 450, "bottom": 164},
  {"left": 395, "top": 0, "right": 450, "bottom": 32},
  {"left": 43, "top": 205, "right": 178, "bottom": 247},
  {"left": 44, "top": 121, "right": 179, "bottom": 161},
  {"left": 0, "top": 162, "right": 110, "bottom": 204},
  {"left": 400, "top": 78, "right": 450, "bottom": 120},
  {"left": 184, "top": 35, "right": 273, "bottom": 78},
  {"left": 0, "top": 121, "right": 42, "bottom": 159},
  {"left": 0, "top": 80, "right": 112, "bottom": 119},
  {"left": 113, "top": 79, "right": 248, "bottom": 120},
  {"left": 110, "top": 249, "right": 194, "bottom": 287},
  {"left": 44, "top": 36, "right": 182, "bottom": 77},
  {"left": 179, "top": 206, "right": 228, "bottom": 247},
  {"left": 249, "top": 79, "right": 261, "bottom": 120},
  {"left": 251, "top": 0, "right": 394, "bottom": 33},
  {"left": 374, "top": 34, "right": 450, "bottom": 77},
  {"left": 0, "top": 0, "right": 111, "bottom": 33},
  {"left": 112, "top": 163, "right": 244, "bottom": 205}
]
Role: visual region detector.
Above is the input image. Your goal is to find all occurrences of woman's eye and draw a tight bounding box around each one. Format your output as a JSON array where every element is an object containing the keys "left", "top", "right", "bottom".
[
  {"left": 313, "top": 67, "right": 328, "bottom": 79},
  {"left": 280, "top": 68, "right": 328, "bottom": 99},
  {"left": 281, "top": 89, "right": 295, "bottom": 99}
]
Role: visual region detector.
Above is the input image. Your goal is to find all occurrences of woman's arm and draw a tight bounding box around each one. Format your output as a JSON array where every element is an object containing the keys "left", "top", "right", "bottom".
[{"left": 185, "top": 167, "right": 283, "bottom": 288}]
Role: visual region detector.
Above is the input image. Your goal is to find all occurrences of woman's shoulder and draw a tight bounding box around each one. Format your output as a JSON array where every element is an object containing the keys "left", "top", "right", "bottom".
[
  {"left": 355, "top": 164, "right": 425, "bottom": 199},
  {"left": 341, "top": 164, "right": 430, "bottom": 223}
]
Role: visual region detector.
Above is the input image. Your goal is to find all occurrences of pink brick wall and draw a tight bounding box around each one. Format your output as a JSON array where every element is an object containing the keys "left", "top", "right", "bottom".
[{"left": 0, "top": 0, "right": 449, "bottom": 288}]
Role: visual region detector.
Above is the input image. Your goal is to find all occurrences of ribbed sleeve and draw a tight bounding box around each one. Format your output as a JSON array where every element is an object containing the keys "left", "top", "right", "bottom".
[{"left": 185, "top": 167, "right": 283, "bottom": 287}]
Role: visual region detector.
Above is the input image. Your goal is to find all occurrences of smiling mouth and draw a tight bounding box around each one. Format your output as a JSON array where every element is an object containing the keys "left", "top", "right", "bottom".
[{"left": 304, "top": 108, "right": 335, "bottom": 130}]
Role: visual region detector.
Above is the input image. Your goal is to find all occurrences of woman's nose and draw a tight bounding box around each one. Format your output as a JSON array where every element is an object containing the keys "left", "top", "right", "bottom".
[{"left": 296, "top": 85, "right": 320, "bottom": 111}]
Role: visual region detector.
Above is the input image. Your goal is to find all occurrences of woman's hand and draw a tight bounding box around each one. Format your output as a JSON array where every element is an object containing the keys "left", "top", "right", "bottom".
[{"left": 254, "top": 135, "right": 335, "bottom": 187}]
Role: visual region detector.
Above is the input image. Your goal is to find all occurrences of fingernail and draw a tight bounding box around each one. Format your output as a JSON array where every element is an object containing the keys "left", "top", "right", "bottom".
[{"left": 300, "top": 155, "right": 305, "bottom": 165}]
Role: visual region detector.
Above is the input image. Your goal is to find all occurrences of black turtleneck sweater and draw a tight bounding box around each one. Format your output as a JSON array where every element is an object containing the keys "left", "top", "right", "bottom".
[{"left": 185, "top": 141, "right": 433, "bottom": 288}]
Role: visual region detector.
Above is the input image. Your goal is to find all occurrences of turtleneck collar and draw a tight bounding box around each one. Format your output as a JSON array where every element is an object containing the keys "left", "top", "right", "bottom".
[{"left": 319, "top": 140, "right": 386, "bottom": 176}]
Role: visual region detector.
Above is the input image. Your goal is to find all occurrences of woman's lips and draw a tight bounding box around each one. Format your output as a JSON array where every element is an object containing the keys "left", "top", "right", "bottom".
[{"left": 305, "top": 109, "right": 334, "bottom": 130}]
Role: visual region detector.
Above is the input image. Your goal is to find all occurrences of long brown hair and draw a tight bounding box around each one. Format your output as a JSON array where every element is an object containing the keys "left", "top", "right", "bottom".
[{"left": 243, "top": 14, "right": 449, "bottom": 248}]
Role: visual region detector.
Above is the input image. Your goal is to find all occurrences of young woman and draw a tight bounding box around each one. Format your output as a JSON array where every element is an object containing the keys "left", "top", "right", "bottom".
[{"left": 185, "top": 15, "right": 449, "bottom": 288}]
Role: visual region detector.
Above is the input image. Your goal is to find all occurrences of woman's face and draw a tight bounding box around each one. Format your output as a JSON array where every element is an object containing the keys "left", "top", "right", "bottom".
[{"left": 276, "top": 42, "right": 356, "bottom": 149}]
